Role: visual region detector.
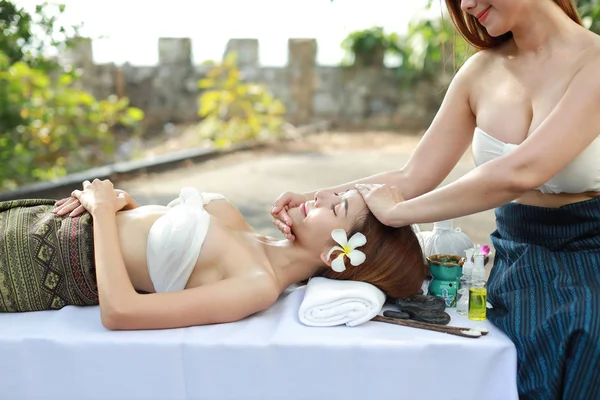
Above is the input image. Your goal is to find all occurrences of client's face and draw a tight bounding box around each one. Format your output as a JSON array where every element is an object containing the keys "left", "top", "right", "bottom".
[{"left": 288, "top": 189, "right": 368, "bottom": 251}]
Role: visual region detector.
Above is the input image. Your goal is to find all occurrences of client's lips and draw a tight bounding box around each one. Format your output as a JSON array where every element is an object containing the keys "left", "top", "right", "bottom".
[{"left": 301, "top": 202, "right": 307, "bottom": 217}]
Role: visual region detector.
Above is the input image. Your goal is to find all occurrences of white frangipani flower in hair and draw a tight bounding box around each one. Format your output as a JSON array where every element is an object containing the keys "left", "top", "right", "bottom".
[{"left": 326, "top": 229, "right": 367, "bottom": 272}]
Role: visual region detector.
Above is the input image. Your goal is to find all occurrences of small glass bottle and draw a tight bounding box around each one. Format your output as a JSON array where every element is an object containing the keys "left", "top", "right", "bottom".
[
  {"left": 456, "top": 249, "right": 474, "bottom": 315},
  {"left": 468, "top": 254, "right": 487, "bottom": 321}
]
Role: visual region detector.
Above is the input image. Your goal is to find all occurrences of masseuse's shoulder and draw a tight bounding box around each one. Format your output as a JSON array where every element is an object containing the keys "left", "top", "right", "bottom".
[
  {"left": 576, "top": 44, "right": 600, "bottom": 73},
  {"left": 463, "top": 48, "right": 499, "bottom": 72},
  {"left": 567, "top": 44, "right": 600, "bottom": 95},
  {"left": 450, "top": 49, "right": 496, "bottom": 90}
]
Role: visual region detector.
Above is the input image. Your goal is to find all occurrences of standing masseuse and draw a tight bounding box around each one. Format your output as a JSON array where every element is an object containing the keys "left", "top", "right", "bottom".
[{"left": 271, "top": 1, "right": 600, "bottom": 399}]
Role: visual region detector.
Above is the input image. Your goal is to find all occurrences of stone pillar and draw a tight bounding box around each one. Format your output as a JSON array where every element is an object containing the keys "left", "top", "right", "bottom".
[
  {"left": 223, "top": 39, "right": 259, "bottom": 67},
  {"left": 156, "top": 38, "right": 197, "bottom": 124},
  {"left": 60, "top": 37, "right": 95, "bottom": 93},
  {"left": 287, "top": 39, "right": 317, "bottom": 125},
  {"left": 158, "top": 37, "right": 192, "bottom": 67}
]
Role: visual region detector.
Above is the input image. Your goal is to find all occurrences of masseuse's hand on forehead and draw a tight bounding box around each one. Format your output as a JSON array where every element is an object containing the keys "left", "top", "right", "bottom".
[{"left": 355, "top": 184, "right": 404, "bottom": 227}]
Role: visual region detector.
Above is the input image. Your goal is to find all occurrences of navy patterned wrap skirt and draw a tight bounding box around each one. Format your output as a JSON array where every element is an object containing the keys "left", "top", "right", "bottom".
[{"left": 487, "top": 198, "right": 600, "bottom": 399}]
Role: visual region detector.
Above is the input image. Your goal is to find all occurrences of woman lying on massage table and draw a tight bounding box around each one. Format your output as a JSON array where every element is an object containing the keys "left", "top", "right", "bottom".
[{"left": 0, "top": 179, "right": 425, "bottom": 330}]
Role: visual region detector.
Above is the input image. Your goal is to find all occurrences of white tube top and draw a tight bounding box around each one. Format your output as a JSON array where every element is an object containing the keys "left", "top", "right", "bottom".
[
  {"left": 146, "top": 187, "right": 225, "bottom": 292},
  {"left": 472, "top": 127, "right": 600, "bottom": 194}
]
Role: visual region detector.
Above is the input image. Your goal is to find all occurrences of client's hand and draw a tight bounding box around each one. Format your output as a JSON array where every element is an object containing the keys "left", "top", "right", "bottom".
[
  {"left": 58, "top": 180, "right": 127, "bottom": 217},
  {"left": 54, "top": 187, "right": 135, "bottom": 217},
  {"left": 270, "top": 191, "right": 309, "bottom": 241},
  {"left": 53, "top": 196, "right": 86, "bottom": 217},
  {"left": 355, "top": 183, "right": 405, "bottom": 227}
]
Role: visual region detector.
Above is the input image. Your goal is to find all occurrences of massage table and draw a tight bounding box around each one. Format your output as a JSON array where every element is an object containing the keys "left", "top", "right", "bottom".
[{"left": 0, "top": 285, "right": 518, "bottom": 400}]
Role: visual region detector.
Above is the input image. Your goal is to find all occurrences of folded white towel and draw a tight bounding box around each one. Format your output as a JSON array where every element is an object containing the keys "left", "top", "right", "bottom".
[{"left": 298, "top": 277, "right": 386, "bottom": 327}]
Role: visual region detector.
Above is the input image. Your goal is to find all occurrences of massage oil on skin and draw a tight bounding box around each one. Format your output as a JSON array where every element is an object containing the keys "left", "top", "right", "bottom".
[{"left": 468, "top": 254, "right": 487, "bottom": 321}]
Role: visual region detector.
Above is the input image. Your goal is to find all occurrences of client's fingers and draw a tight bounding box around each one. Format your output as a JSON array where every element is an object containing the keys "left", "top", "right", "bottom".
[
  {"left": 54, "top": 197, "right": 70, "bottom": 207},
  {"left": 59, "top": 203, "right": 79, "bottom": 215},
  {"left": 53, "top": 196, "right": 77, "bottom": 213},
  {"left": 54, "top": 197, "right": 79, "bottom": 215},
  {"left": 69, "top": 204, "right": 87, "bottom": 217}
]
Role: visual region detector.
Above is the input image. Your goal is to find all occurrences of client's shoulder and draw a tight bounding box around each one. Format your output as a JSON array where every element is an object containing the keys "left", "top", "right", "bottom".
[{"left": 203, "top": 196, "right": 256, "bottom": 233}]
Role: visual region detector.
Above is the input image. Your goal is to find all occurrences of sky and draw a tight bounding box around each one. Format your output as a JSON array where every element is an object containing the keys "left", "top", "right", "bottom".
[{"left": 16, "top": 0, "right": 443, "bottom": 66}]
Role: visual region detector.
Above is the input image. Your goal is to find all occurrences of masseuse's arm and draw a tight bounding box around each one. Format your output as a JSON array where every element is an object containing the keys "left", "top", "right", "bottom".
[
  {"left": 376, "top": 59, "right": 600, "bottom": 227},
  {"left": 300, "top": 56, "right": 481, "bottom": 201},
  {"left": 272, "top": 54, "right": 480, "bottom": 233}
]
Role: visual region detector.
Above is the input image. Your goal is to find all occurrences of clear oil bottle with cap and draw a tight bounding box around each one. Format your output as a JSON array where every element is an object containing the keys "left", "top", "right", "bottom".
[{"left": 456, "top": 248, "right": 474, "bottom": 316}]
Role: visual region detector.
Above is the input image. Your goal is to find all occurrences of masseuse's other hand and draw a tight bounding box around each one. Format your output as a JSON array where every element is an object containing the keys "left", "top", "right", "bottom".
[
  {"left": 271, "top": 191, "right": 309, "bottom": 240},
  {"left": 355, "top": 183, "right": 405, "bottom": 227},
  {"left": 70, "top": 179, "right": 128, "bottom": 216}
]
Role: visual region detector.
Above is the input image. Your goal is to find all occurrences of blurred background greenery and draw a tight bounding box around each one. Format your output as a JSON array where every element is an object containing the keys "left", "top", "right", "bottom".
[{"left": 1, "top": 0, "right": 598, "bottom": 190}]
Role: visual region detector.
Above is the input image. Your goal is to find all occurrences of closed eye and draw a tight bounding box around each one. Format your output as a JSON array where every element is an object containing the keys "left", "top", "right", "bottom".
[{"left": 331, "top": 204, "right": 337, "bottom": 216}]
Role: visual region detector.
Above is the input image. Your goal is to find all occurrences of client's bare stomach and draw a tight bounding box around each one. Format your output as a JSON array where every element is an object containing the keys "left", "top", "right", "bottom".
[
  {"left": 514, "top": 190, "right": 600, "bottom": 208},
  {"left": 113, "top": 206, "right": 167, "bottom": 293}
]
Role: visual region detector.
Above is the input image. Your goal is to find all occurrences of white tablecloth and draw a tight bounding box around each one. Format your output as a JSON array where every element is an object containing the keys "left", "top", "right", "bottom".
[{"left": 0, "top": 286, "right": 518, "bottom": 400}]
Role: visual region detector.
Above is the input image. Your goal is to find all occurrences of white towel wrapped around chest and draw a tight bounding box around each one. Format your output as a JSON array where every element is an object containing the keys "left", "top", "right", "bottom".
[{"left": 298, "top": 277, "right": 386, "bottom": 327}]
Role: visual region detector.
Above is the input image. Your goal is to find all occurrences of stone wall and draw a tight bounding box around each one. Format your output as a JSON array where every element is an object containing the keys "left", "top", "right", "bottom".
[{"left": 63, "top": 38, "right": 447, "bottom": 135}]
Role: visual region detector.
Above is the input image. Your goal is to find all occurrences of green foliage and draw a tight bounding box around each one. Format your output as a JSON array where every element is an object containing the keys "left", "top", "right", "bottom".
[
  {"left": 0, "top": 1, "right": 144, "bottom": 190},
  {"left": 341, "top": 26, "right": 401, "bottom": 66},
  {"left": 338, "top": 0, "right": 600, "bottom": 88},
  {"left": 0, "top": 54, "right": 144, "bottom": 190},
  {"left": 340, "top": 18, "right": 469, "bottom": 89},
  {"left": 0, "top": 0, "right": 80, "bottom": 70},
  {"left": 396, "top": 0, "right": 600, "bottom": 85},
  {"left": 395, "top": 14, "right": 471, "bottom": 87},
  {"left": 579, "top": 0, "right": 600, "bottom": 34},
  {"left": 196, "top": 52, "right": 287, "bottom": 149}
]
